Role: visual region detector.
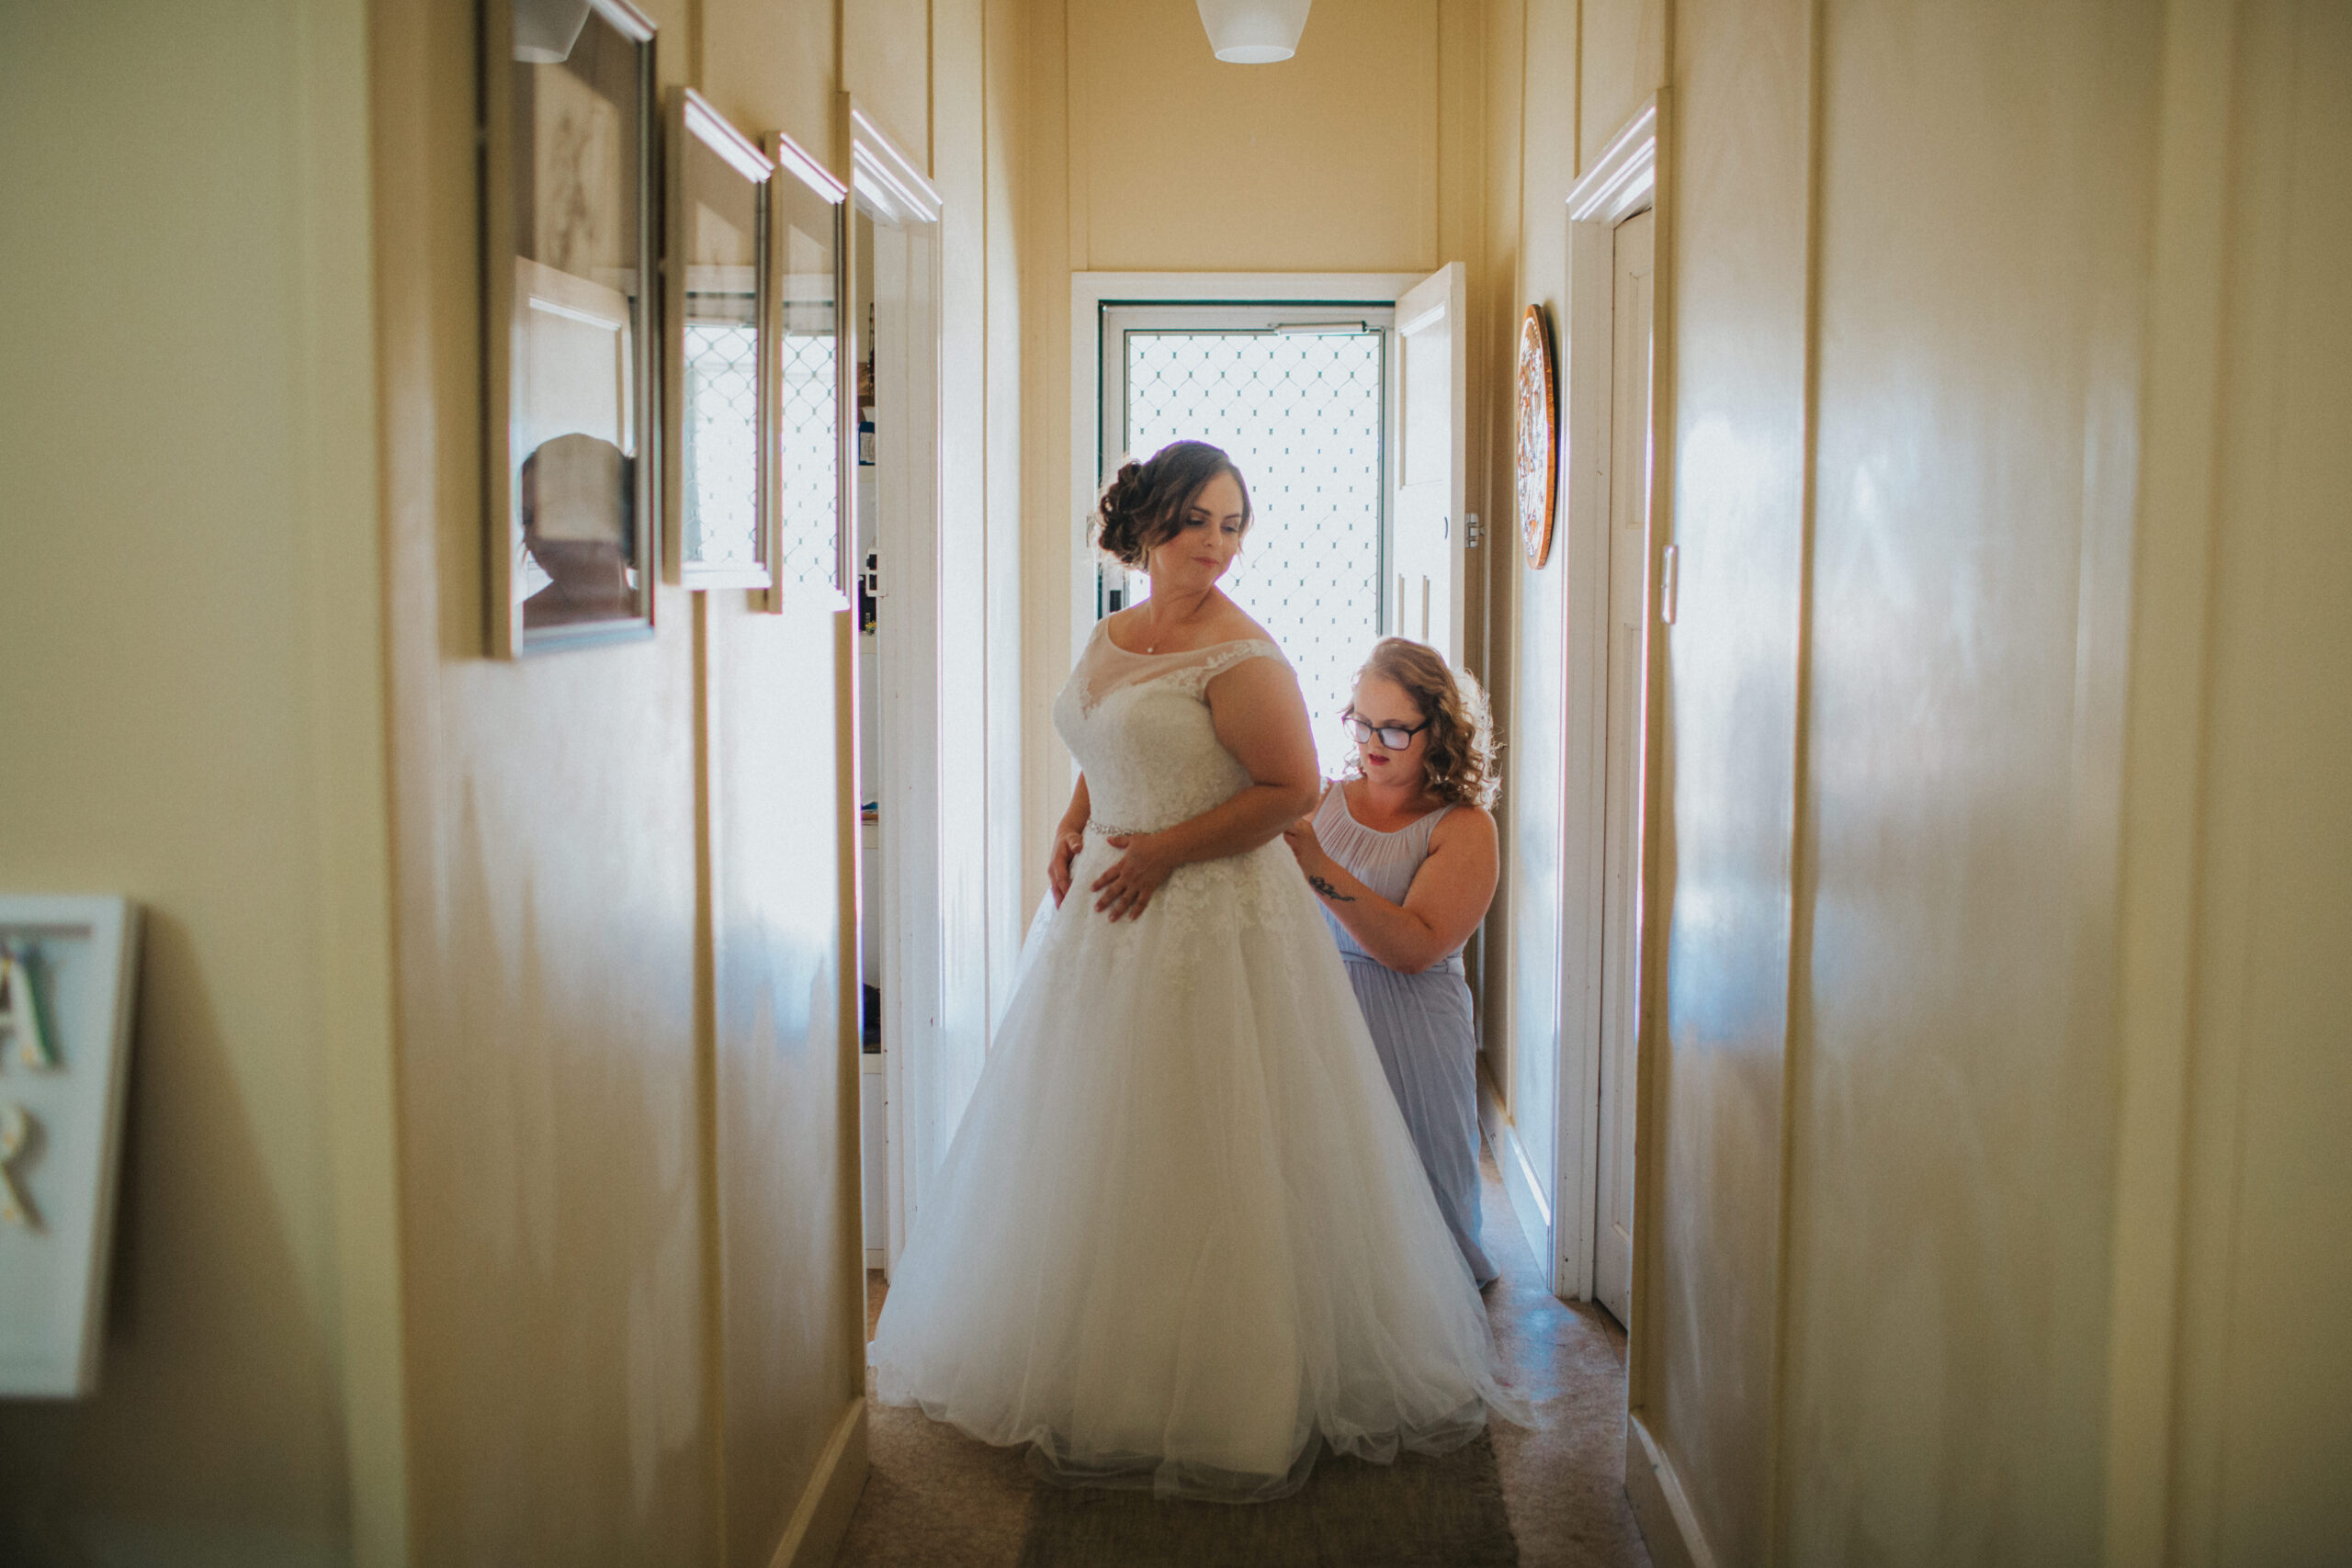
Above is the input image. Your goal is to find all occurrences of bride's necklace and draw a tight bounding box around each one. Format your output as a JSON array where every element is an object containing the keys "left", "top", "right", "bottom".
[{"left": 1138, "top": 588, "right": 1211, "bottom": 654}]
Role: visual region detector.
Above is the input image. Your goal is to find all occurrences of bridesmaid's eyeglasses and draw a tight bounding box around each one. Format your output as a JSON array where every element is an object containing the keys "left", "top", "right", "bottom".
[{"left": 1341, "top": 710, "right": 1430, "bottom": 750}]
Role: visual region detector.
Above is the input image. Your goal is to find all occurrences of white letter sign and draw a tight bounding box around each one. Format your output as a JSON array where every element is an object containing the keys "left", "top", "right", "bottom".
[{"left": 0, "top": 897, "right": 139, "bottom": 1397}]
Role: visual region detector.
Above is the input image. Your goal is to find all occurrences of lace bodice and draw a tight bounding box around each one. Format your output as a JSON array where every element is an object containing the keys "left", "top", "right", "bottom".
[{"left": 1053, "top": 619, "right": 1290, "bottom": 836}]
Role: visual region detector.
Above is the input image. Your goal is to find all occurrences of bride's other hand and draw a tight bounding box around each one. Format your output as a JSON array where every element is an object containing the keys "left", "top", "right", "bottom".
[
  {"left": 1091, "top": 834, "right": 1172, "bottom": 920},
  {"left": 1047, "top": 829, "right": 1084, "bottom": 907}
]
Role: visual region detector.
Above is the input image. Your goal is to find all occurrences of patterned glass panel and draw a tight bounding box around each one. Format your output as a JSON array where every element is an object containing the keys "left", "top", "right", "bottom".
[
  {"left": 1124, "top": 330, "right": 1385, "bottom": 775},
  {"left": 684, "top": 314, "right": 760, "bottom": 570},
  {"left": 776, "top": 327, "right": 839, "bottom": 589}
]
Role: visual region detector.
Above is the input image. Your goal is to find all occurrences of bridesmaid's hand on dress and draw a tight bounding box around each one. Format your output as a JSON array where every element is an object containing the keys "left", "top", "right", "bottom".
[
  {"left": 1047, "top": 829, "right": 1084, "bottom": 907},
  {"left": 1281, "top": 817, "right": 1329, "bottom": 877},
  {"left": 1091, "top": 834, "right": 1173, "bottom": 921}
]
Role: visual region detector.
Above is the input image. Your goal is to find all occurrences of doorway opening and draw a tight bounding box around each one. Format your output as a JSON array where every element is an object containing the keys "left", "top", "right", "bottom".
[
  {"left": 842, "top": 101, "right": 950, "bottom": 1282},
  {"left": 1079, "top": 269, "right": 1468, "bottom": 775},
  {"left": 1590, "top": 204, "right": 1655, "bottom": 1329}
]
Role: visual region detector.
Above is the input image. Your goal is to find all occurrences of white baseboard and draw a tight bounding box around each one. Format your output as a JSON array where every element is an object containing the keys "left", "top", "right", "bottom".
[
  {"left": 1624, "top": 1411, "right": 1717, "bottom": 1568},
  {"left": 766, "top": 1397, "right": 869, "bottom": 1568},
  {"left": 1476, "top": 1061, "right": 1555, "bottom": 1289}
]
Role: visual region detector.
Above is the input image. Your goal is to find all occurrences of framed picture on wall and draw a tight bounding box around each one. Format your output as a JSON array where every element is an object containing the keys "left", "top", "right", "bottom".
[
  {"left": 0, "top": 896, "right": 140, "bottom": 1398},
  {"left": 481, "top": 0, "right": 660, "bottom": 656},
  {"left": 765, "top": 129, "right": 851, "bottom": 609},
  {"left": 665, "top": 90, "right": 775, "bottom": 592}
]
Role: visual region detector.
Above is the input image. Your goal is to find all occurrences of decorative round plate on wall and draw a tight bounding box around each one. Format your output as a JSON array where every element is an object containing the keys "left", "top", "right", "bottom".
[{"left": 1516, "top": 304, "right": 1558, "bottom": 569}]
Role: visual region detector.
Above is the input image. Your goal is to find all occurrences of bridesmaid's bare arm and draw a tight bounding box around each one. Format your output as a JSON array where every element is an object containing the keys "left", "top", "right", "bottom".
[{"left": 1284, "top": 806, "right": 1498, "bottom": 973}]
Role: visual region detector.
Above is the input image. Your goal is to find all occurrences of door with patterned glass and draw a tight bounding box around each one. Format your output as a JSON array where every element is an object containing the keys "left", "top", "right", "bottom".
[
  {"left": 1091, "top": 276, "right": 1484, "bottom": 1241},
  {"left": 1102, "top": 301, "right": 1401, "bottom": 773}
]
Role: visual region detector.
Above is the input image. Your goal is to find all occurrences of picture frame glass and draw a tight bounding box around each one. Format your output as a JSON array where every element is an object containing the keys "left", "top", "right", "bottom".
[
  {"left": 504, "top": 2, "right": 655, "bottom": 645},
  {"left": 679, "top": 130, "right": 767, "bottom": 580},
  {"left": 772, "top": 169, "right": 844, "bottom": 599}
]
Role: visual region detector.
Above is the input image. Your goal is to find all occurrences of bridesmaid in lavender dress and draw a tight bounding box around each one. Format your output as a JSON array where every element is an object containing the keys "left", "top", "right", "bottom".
[{"left": 1284, "top": 638, "right": 1503, "bottom": 1286}]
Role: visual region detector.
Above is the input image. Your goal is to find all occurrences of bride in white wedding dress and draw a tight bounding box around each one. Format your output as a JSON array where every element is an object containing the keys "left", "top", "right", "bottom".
[{"left": 868, "top": 440, "right": 1526, "bottom": 1501}]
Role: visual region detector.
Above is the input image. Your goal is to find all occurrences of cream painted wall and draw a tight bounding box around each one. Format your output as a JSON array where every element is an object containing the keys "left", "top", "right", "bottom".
[
  {"left": 2157, "top": 2, "right": 2352, "bottom": 1557},
  {"left": 1474, "top": 0, "right": 1525, "bottom": 1090},
  {"left": 845, "top": 0, "right": 933, "bottom": 168},
  {"left": 1480, "top": 0, "right": 2352, "bottom": 1564},
  {"left": 1631, "top": 0, "right": 1808, "bottom": 1561},
  {"left": 1071, "top": 0, "right": 1439, "bottom": 274},
  {"left": 371, "top": 0, "right": 1016, "bottom": 1562},
  {"left": 1780, "top": 1, "right": 2154, "bottom": 1556},
  {"left": 0, "top": 3, "right": 397, "bottom": 1562},
  {"left": 1477, "top": 0, "right": 1671, "bottom": 1287},
  {"left": 1492, "top": 0, "right": 1607, "bottom": 1259},
  {"left": 375, "top": 1, "right": 718, "bottom": 1556},
  {"left": 985, "top": 0, "right": 1030, "bottom": 1022}
]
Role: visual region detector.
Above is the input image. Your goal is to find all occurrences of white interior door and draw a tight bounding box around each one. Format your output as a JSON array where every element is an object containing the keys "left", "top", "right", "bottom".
[
  {"left": 1594, "top": 209, "right": 1655, "bottom": 1328},
  {"left": 870, "top": 214, "right": 952, "bottom": 1274},
  {"left": 1391, "top": 263, "right": 1467, "bottom": 665}
]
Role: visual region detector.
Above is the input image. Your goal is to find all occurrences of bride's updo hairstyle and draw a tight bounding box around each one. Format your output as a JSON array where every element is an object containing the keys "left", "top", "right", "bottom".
[
  {"left": 1351, "top": 637, "right": 1501, "bottom": 810},
  {"left": 1092, "top": 440, "right": 1254, "bottom": 569}
]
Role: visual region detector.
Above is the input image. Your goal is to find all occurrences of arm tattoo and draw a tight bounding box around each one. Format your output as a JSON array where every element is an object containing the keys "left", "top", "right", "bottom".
[{"left": 1307, "top": 874, "right": 1356, "bottom": 903}]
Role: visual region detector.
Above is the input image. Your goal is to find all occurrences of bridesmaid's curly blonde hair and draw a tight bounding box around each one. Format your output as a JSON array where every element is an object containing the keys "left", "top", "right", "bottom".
[{"left": 1348, "top": 638, "right": 1500, "bottom": 809}]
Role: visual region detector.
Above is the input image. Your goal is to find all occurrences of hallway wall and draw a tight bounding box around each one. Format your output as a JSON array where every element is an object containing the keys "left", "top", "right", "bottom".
[
  {"left": 2128, "top": 1, "right": 2352, "bottom": 1556},
  {"left": 1780, "top": 0, "right": 2155, "bottom": 1557},
  {"left": 1476, "top": 0, "right": 1670, "bottom": 1397},
  {"left": 0, "top": 3, "right": 397, "bottom": 1562},
  {"left": 371, "top": 1, "right": 1019, "bottom": 1564},
  {"left": 1472, "top": 0, "right": 2352, "bottom": 1563},
  {"left": 1486, "top": 0, "right": 2159, "bottom": 1559}
]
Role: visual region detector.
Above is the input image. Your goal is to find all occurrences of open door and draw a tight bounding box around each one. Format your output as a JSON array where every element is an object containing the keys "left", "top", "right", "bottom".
[
  {"left": 1391, "top": 263, "right": 1467, "bottom": 663},
  {"left": 1593, "top": 209, "right": 1655, "bottom": 1328},
  {"left": 844, "top": 98, "right": 953, "bottom": 1280}
]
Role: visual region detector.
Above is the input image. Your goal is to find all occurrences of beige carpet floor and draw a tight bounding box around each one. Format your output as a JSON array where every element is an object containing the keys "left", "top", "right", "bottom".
[{"left": 834, "top": 1146, "right": 1654, "bottom": 1568}]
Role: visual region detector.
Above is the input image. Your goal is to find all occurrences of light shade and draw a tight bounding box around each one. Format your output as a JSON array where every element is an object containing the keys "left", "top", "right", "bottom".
[
  {"left": 1195, "top": 0, "right": 1312, "bottom": 63},
  {"left": 514, "top": 0, "right": 593, "bottom": 63}
]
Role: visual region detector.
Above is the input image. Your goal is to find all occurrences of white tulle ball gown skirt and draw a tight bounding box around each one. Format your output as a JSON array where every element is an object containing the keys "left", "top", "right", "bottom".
[{"left": 867, "top": 829, "right": 1530, "bottom": 1503}]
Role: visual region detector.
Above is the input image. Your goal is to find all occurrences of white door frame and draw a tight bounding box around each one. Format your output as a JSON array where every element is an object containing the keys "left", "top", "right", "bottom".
[
  {"left": 1544, "top": 97, "right": 1664, "bottom": 1304},
  {"left": 1069, "top": 272, "right": 1422, "bottom": 706},
  {"left": 847, "top": 96, "right": 945, "bottom": 1274}
]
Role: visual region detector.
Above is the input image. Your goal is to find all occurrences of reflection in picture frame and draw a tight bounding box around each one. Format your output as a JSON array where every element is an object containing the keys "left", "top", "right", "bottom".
[
  {"left": 481, "top": 0, "right": 659, "bottom": 656},
  {"left": 666, "top": 90, "right": 774, "bottom": 592},
  {"left": 766, "top": 130, "right": 851, "bottom": 608}
]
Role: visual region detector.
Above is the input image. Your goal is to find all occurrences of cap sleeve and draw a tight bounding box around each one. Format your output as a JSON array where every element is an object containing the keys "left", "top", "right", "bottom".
[{"left": 1173, "top": 638, "right": 1288, "bottom": 699}]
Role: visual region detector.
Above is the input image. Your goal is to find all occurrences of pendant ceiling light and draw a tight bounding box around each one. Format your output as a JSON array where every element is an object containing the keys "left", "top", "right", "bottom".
[
  {"left": 1195, "top": 0, "right": 1312, "bottom": 63},
  {"left": 514, "top": 0, "right": 592, "bottom": 62}
]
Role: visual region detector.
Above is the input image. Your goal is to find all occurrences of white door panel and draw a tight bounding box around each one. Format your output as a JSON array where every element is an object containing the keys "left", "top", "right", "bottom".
[
  {"left": 1392, "top": 263, "right": 1467, "bottom": 666},
  {"left": 1594, "top": 209, "right": 1654, "bottom": 1330}
]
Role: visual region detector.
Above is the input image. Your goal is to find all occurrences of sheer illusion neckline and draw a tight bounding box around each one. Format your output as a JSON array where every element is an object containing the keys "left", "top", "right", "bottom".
[
  {"left": 1333, "top": 781, "right": 1452, "bottom": 838},
  {"left": 1098, "top": 617, "right": 1265, "bottom": 660}
]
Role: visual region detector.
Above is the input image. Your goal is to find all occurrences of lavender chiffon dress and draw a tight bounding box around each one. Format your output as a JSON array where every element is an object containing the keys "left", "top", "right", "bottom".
[{"left": 1314, "top": 784, "right": 1499, "bottom": 1286}]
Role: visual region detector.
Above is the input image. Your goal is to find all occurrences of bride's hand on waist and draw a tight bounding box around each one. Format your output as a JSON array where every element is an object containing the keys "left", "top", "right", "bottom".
[
  {"left": 1091, "top": 832, "right": 1173, "bottom": 921},
  {"left": 1046, "top": 828, "right": 1085, "bottom": 907}
]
